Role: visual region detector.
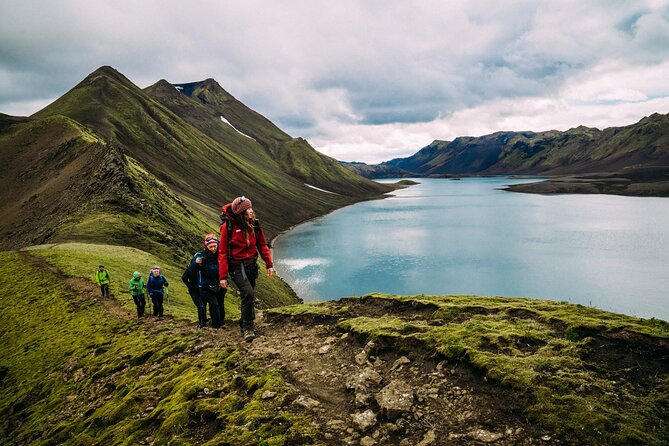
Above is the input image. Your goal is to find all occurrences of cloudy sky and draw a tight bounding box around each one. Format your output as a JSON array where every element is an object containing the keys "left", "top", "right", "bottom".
[{"left": 2, "top": 0, "right": 668, "bottom": 163}]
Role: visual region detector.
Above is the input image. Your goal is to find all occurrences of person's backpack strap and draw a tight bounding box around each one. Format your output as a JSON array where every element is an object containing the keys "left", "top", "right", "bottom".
[{"left": 220, "top": 212, "right": 234, "bottom": 261}]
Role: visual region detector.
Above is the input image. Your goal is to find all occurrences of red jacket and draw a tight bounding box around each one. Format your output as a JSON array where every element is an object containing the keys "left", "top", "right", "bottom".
[{"left": 218, "top": 204, "right": 273, "bottom": 279}]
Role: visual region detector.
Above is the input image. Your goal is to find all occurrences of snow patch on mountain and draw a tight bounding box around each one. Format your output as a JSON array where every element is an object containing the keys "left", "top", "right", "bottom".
[
  {"left": 305, "top": 184, "right": 338, "bottom": 195},
  {"left": 220, "top": 116, "right": 256, "bottom": 141}
]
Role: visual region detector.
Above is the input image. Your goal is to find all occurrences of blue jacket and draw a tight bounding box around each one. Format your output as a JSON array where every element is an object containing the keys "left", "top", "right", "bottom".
[
  {"left": 147, "top": 274, "right": 168, "bottom": 295},
  {"left": 187, "top": 250, "right": 220, "bottom": 288}
]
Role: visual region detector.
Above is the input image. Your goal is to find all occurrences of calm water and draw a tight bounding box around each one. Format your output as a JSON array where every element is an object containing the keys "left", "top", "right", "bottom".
[{"left": 273, "top": 178, "right": 669, "bottom": 321}]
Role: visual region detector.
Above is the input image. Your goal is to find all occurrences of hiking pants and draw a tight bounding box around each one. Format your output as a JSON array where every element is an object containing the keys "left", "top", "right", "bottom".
[
  {"left": 100, "top": 284, "right": 110, "bottom": 298},
  {"left": 200, "top": 286, "right": 226, "bottom": 328},
  {"left": 230, "top": 262, "right": 258, "bottom": 331},
  {"left": 150, "top": 292, "right": 164, "bottom": 318},
  {"left": 132, "top": 294, "right": 146, "bottom": 318},
  {"left": 188, "top": 286, "right": 207, "bottom": 328}
]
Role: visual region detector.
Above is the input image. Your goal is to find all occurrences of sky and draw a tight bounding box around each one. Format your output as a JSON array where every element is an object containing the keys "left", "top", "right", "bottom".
[{"left": 1, "top": 0, "right": 669, "bottom": 163}]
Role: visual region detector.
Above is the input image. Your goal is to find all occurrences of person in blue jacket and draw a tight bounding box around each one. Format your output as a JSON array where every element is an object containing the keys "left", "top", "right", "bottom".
[
  {"left": 147, "top": 266, "right": 169, "bottom": 319},
  {"left": 186, "top": 234, "right": 226, "bottom": 329}
]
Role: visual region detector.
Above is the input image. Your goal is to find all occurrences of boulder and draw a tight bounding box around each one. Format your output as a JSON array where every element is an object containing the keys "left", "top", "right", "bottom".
[
  {"left": 376, "top": 379, "right": 414, "bottom": 419},
  {"left": 351, "top": 409, "right": 377, "bottom": 432}
]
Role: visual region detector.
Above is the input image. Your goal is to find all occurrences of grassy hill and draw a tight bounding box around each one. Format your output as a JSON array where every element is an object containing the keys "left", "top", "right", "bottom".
[{"left": 2, "top": 251, "right": 666, "bottom": 445}]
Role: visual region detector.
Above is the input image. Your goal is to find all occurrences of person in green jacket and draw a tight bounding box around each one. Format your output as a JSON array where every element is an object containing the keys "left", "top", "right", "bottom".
[
  {"left": 96, "top": 265, "right": 111, "bottom": 298},
  {"left": 129, "top": 271, "right": 146, "bottom": 318}
]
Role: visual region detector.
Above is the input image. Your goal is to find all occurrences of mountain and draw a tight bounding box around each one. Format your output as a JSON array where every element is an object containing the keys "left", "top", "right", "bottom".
[
  {"left": 339, "top": 161, "right": 410, "bottom": 179},
  {"left": 373, "top": 114, "right": 669, "bottom": 178},
  {"left": 1, "top": 66, "right": 392, "bottom": 258}
]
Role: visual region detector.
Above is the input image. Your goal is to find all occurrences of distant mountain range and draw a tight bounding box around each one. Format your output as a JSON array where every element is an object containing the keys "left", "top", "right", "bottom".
[
  {"left": 0, "top": 66, "right": 392, "bottom": 258},
  {"left": 343, "top": 113, "right": 669, "bottom": 195}
]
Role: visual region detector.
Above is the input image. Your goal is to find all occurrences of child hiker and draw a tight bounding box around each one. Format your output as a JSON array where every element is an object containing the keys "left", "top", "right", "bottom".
[
  {"left": 95, "top": 265, "right": 111, "bottom": 298},
  {"left": 147, "top": 266, "right": 169, "bottom": 319},
  {"left": 219, "top": 196, "right": 275, "bottom": 342},
  {"left": 186, "top": 234, "right": 226, "bottom": 329},
  {"left": 129, "top": 271, "right": 146, "bottom": 318}
]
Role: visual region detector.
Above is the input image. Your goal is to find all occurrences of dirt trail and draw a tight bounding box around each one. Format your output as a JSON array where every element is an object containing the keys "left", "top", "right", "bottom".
[{"left": 21, "top": 251, "right": 561, "bottom": 445}]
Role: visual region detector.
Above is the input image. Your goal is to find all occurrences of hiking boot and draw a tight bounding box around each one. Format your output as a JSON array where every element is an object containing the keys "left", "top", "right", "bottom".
[{"left": 243, "top": 329, "right": 255, "bottom": 342}]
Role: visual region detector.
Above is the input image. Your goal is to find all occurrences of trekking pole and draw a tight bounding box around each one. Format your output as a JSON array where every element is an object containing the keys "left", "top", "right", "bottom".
[{"left": 166, "top": 287, "right": 170, "bottom": 307}]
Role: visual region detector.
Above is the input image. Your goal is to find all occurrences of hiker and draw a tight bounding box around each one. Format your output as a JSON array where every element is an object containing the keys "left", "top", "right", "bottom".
[
  {"left": 182, "top": 262, "right": 207, "bottom": 328},
  {"left": 129, "top": 271, "right": 146, "bottom": 318},
  {"left": 219, "top": 196, "right": 275, "bottom": 342},
  {"left": 147, "top": 266, "right": 169, "bottom": 319},
  {"left": 95, "top": 265, "right": 111, "bottom": 298},
  {"left": 186, "top": 234, "right": 226, "bottom": 329}
]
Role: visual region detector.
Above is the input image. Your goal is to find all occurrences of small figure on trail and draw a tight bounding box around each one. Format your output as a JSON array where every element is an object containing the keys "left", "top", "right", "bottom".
[
  {"left": 182, "top": 261, "right": 207, "bottom": 328},
  {"left": 129, "top": 271, "right": 146, "bottom": 318},
  {"left": 219, "top": 196, "right": 275, "bottom": 342},
  {"left": 186, "top": 234, "right": 226, "bottom": 329},
  {"left": 96, "top": 265, "right": 111, "bottom": 298},
  {"left": 147, "top": 266, "right": 169, "bottom": 319}
]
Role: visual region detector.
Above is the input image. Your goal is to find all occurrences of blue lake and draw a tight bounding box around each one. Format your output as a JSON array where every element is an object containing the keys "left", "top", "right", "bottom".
[{"left": 273, "top": 178, "right": 669, "bottom": 321}]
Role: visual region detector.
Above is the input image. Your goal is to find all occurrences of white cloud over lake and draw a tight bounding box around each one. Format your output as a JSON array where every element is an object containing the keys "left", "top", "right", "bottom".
[{"left": 1, "top": 0, "right": 668, "bottom": 163}]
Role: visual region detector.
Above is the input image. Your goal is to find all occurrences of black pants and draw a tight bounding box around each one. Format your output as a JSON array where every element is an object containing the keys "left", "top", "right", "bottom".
[
  {"left": 132, "top": 294, "right": 146, "bottom": 318},
  {"left": 200, "top": 286, "right": 226, "bottom": 328},
  {"left": 150, "top": 293, "right": 164, "bottom": 318},
  {"left": 230, "top": 262, "right": 258, "bottom": 331},
  {"left": 188, "top": 286, "right": 207, "bottom": 327},
  {"left": 100, "top": 283, "right": 109, "bottom": 298}
]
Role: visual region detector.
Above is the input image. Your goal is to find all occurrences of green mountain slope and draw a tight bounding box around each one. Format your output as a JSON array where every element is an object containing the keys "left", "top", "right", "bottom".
[
  {"left": 29, "top": 66, "right": 391, "bottom": 241},
  {"left": 146, "top": 78, "right": 390, "bottom": 196}
]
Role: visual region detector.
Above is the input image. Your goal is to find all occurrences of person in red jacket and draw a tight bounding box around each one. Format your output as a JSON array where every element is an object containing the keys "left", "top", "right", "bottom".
[{"left": 219, "top": 196, "right": 275, "bottom": 342}]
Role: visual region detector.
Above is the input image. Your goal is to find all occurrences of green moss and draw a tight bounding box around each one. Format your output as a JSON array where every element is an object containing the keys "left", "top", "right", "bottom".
[{"left": 0, "top": 251, "right": 321, "bottom": 445}]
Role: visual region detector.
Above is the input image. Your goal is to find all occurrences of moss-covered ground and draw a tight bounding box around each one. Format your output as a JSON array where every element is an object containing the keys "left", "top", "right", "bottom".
[
  {"left": 269, "top": 293, "right": 669, "bottom": 445},
  {"left": 0, "top": 251, "right": 320, "bottom": 445}
]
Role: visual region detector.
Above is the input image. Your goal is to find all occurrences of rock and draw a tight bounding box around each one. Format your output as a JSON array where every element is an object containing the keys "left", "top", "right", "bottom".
[
  {"left": 355, "top": 350, "right": 368, "bottom": 365},
  {"left": 360, "top": 436, "right": 377, "bottom": 446},
  {"left": 541, "top": 435, "right": 552, "bottom": 441},
  {"left": 326, "top": 419, "right": 348, "bottom": 431},
  {"left": 347, "top": 367, "right": 383, "bottom": 389},
  {"left": 341, "top": 332, "right": 350, "bottom": 340},
  {"left": 376, "top": 380, "right": 414, "bottom": 419},
  {"left": 293, "top": 395, "right": 320, "bottom": 410},
  {"left": 391, "top": 356, "right": 411, "bottom": 370},
  {"left": 352, "top": 409, "right": 377, "bottom": 432},
  {"left": 261, "top": 391, "right": 277, "bottom": 399},
  {"left": 364, "top": 340, "right": 376, "bottom": 353},
  {"left": 417, "top": 430, "right": 437, "bottom": 446},
  {"left": 318, "top": 345, "right": 332, "bottom": 355},
  {"left": 355, "top": 386, "right": 371, "bottom": 407},
  {"left": 469, "top": 429, "right": 504, "bottom": 443}
]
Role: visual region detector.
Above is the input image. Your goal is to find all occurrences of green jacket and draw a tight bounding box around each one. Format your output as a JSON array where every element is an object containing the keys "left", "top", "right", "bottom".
[
  {"left": 129, "top": 272, "right": 145, "bottom": 296},
  {"left": 96, "top": 269, "right": 110, "bottom": 285}
]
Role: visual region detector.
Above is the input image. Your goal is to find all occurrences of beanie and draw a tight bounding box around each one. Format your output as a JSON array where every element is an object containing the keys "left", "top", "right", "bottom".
[
  {"left": 231, "top": 196, "right": 252, "bottom": 215},
  {"left": 204, "top": 233, "right": 220, "bottom": 246}
]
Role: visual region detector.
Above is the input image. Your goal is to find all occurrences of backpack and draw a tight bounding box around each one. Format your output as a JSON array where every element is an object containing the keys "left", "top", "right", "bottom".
[{"left": 219, "top": 211, "right": 270, "bottom": 262}]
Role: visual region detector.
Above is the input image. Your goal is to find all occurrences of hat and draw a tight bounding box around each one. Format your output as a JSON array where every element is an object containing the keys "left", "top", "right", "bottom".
[
  {"left": 231, "top": 196, "right": 252, "bottom": 215},
  {"left": 150, "top": 266, "right": 160, "bottom": 273},
  {"left": 133, "top": 271, "right": 141, "bottom": 279},
  {"left": 204, "top": 233, "right": 220, "bottom": 246}
]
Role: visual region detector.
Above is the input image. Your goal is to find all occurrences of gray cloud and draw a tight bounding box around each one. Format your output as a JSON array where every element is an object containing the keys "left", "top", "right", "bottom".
[{"left": 1, "top": 0, "right": 668, "bottom": 162}]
